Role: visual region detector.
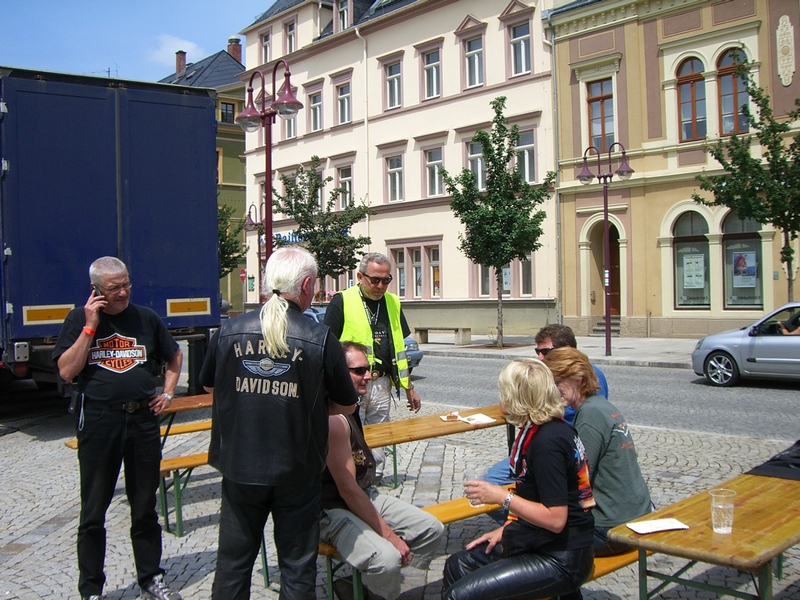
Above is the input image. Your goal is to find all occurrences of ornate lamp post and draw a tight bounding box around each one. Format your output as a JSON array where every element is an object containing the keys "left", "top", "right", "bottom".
[
  {"left": 236, "top": 59, "right": 303, "bottom": 302},
  {"left": 577, "top": 142, "right": 634, "bottom": 356}
]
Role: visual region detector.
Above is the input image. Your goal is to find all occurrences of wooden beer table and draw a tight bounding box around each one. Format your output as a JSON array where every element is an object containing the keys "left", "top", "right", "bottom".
[{"left": 608, "top": 473, "right": 800, "bottom": 599}]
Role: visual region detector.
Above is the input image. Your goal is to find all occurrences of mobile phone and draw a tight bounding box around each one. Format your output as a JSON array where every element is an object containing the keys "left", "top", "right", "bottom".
[{"left": 91, "top": 285, "right": 103, "bottom": 297}]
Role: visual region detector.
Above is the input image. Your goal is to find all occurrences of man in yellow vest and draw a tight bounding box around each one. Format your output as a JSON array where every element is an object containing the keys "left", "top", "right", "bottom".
[{"left": 324, "top": 252, "right": 422, "bottom": 481}]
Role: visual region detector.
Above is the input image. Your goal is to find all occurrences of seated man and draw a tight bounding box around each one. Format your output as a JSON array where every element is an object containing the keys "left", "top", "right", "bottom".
[{"left": 320, "top": 342, "right": 444, "bottom": 600}]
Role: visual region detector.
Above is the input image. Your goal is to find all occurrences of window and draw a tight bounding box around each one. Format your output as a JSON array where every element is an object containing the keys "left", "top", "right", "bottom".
[
  {"left": 386, "top": 62, "right": 402, "bottom": 109},
  {"left": 718, "top": 49, "right": 749, "bottom": 136},
  {"left": 337, "top": 166, "right": 352, "bottom": 208},
  {"left": 314, "top": 171, "right": 324, "bottom": 209},
  {"left": 262, "top": 32, "right": 271, "bottom": 63},
  {"left": 723, "top": 213, "right": 761, "bottom": 308},
  {"left": 517, "top": 130, "right": 535, "bottom": 183},
  {"left": 395, "top": 250, "right": 406, "bottom": 297},
  {"left": 673, "top": 211, "right": 710, "bottom": 309},
  {"left": 426, "top": 148, "right": 443, "bottom": 197},
  {"left": 429, "top": 247, "right": 440, "bottom": 297},
  {"left": 521, "top": 253, "right": 533, "bottom": 295},
  {"left": 465, "top": 37, "right": 484, "bottom": 87},
  {"left": 285, "top": 22, "right": 296, "bottom": 54},
  {"left": 424, "top": 50, "right": 440, "bottom": 99},
  {"left": 338, "top": 0, "right": 349, "bottom": 31},
  {"left": 588, "top": 78, "right": 614, "bottom": 152},
  {"left": 413, "top": 249, "right": 423, "bottom": 297},
  {"left": 502, "top": 264, "right": 511, "bottom": 295},
  {"left": 677, "top": 58, "right": 706, "bottom": 142},
  {"left": 220, "top": 102, "right": 235, "bottom": 124},
  {"left": 480, "top": 265, "right": 491, "bottom": 296},
  {"left": 285, "top": 115, "right": 296, "bottom": 139},
  {"left": 510, "top": 22, "right": 531, "bottom": 76},
  {"left": 387, "top": 156, "right": 403, "bottom": 201},
  {"left": 468, "top": 142, "right": 485, "bottom": 190},
  {"left": 310, "top": 92, "right": 322, "bottom": 132},
  {"left": 337, "top": 83, "right": 351, "bottom": 124}
]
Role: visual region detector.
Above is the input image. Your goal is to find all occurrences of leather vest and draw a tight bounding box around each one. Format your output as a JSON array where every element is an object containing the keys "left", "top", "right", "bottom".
[
  {"left": 321, "top": 413, "right": 376, "bottom": 510},
  {"left": 208, "top": 304, "right": 330, "bottom": 486}
]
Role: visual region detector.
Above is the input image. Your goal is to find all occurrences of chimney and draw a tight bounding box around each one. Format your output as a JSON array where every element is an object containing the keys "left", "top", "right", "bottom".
[
  {"left": 227, "top": 36, "right": 242, "bottom": 64},
  {"left": 175, "top": 50, "right": 186, "bottom": 74}
]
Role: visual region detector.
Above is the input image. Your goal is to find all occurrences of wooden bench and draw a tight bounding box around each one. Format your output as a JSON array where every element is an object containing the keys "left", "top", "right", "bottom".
[
  {"left": 158, "top": 452, "right": 209, "bottom": 537},
  {"left": 414, "top": 326, "right": 472, "bottom": 346},
  {"left": 63, "top": 420, "right": 212, "bottom": 450}
]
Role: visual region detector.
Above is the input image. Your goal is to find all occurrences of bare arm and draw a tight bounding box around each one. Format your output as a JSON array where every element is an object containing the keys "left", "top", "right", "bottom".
[
  {"left": 326, "top": 415, "right": 412, "bottom": 564},
  {"left": 57, "top": 291, "right": 107, "bottom": 382},
  {"left": 329, "top": 401, "right": 356, "bottom": 415},
  {"left": 150, "top": 347, "right": 183, "bottom": 415},
  {"left": 465, "top": 481, "right": 568, "bottom": 534}
]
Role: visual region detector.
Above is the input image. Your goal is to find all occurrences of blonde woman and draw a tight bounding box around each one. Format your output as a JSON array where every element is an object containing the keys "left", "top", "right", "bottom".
[{"left": 442, "top": 358, "right": 595, "bottom": 600}]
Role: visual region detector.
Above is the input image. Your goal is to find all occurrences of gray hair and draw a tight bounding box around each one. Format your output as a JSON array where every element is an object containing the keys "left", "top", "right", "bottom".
[
  {"left": 358, "top": 252, "right": 391, "bottom": 273},
  {"left": 89, "top": 256, "right": 128, "bottom": 284},
  {"left": 260, "top": 247, "right": 318, "bottom": 357}
]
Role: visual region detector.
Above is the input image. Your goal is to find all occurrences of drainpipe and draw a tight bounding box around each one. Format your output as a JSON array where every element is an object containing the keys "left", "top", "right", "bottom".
[
  {"left": 355, "top": 26, "right": 371, "bottom": 244},
  {"left": 317, "top": 0, "right": 322, "bottom": 33},
  {"left": 545, "top": 11, "right": 563, "bottom": 325}
]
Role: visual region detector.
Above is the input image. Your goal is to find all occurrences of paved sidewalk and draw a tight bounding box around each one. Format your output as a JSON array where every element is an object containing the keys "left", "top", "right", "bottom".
[
  {"left": 418, "top": 332, "right": 699, "bottom": 370},
  {"left": 2, "top": 394, "right": 798, "bottom": 599}
]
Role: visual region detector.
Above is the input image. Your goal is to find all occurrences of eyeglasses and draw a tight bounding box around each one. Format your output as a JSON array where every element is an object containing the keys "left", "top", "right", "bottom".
[
  {"left": 535, "top": 347, "right": 554, "bottom": 356},
  {"left": 97, "top": 281, "right": 132, "bottom": 295},
  {"left": 361, "top": 272, "right": 393, "bottom": 286},
  {"left": 348, "top": 366, "right": 370, "bottom": 376}
]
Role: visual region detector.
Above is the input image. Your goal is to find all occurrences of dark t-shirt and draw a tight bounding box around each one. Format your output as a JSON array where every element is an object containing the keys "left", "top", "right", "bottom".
[
  {"left": 324, "top": 291, "right": 410, "bottom": 369},
  {"left": 52, "top": 304, "right": 178, "bottom": 402},
  {"left": 503, "top": 419, "right": 595, "bottom": 554}
]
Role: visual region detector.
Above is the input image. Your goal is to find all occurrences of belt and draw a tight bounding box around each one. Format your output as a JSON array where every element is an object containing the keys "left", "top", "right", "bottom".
[{"left": 85, "top": 398, "right": 149, "bottom": 413}]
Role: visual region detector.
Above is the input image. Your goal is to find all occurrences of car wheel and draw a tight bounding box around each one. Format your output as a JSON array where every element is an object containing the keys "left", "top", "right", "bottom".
[{"left": 704, "top": 351, "right": 740, "bottom": 387}]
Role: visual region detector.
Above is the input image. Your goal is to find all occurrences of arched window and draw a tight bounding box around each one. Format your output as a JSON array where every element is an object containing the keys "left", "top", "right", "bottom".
[
  {"left": 722, "top": 213, "right": 762, "bottom": 308},
  {"left": 677, "top": 58, "right": 706, "bottom": 142},
  {"left": 674, "top": 211, "right": 710, "bottom": 308},
  {"left": 718, "top": 49, "right": 749, "bottom": 136}
]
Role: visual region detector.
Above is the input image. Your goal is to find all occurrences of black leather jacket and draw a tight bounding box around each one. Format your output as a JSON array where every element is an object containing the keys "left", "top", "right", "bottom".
[{"left": 202, "top": 302, "right": 357, "bottom": 486}]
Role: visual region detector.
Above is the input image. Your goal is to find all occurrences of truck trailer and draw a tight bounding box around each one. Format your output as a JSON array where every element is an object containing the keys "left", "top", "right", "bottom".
[{"left": 0, "top": 67, "right": 221, "bottom": 395}]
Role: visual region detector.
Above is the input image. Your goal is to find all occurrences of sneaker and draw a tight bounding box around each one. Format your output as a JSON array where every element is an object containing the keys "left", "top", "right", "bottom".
[
  {"left": 83, "top": 596, "right": 104, "bottom": 600},
  {"left": 142, "top": 575, "right": 182, "bottom": 600}
]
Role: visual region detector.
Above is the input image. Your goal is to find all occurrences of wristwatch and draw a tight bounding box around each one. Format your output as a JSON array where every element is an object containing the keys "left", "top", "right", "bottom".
[
  {"left": 162, "top": 393, "right": 173, "bottom": 402},
  {"left": 502, "top": 491, "right": 515, "bottom": 511},
  {"left": 408, "top": 383, "right": 414, "bottom": 390}
]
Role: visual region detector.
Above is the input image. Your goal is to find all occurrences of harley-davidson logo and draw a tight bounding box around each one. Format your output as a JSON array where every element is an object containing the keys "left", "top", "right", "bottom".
[{"left": 88, "top": 333, "right": 147, "bottom": 373}]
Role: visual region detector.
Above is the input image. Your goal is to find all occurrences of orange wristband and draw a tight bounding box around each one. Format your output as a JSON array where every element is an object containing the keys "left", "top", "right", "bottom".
[{"left": 82, "top": 326, "right": 96, "bottom": 337}]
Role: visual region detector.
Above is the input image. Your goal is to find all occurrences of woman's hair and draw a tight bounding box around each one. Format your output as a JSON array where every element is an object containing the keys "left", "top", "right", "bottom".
[
  {"left": 498, "top": 358, "right": 564, "bottom": 427},
  {"left": 542, "top": 347, "right": 600, "bottom": 399},
  {"left": 260, "top": 246, "right": 318, "bottom": 357}
]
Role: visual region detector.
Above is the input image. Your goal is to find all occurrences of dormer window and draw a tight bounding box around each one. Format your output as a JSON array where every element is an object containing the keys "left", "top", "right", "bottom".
[{"left": 338, "top": 0, "right": 349, "bottom": 31}]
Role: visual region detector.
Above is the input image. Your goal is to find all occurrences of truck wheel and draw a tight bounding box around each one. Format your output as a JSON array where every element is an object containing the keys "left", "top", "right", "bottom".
[{"left": 704, "top": 351, "right": 740, "bottom": 387}]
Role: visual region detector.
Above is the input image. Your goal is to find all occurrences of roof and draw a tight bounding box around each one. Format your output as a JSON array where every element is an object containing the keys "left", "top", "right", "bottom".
[
  {"left": 159, "top": 49, "right": 244, "bottom": 88},
  {"left": 318, "top": 0, "right": 418, "bottom": 40},
  {"left": 248, "top": 0, "right": 309, "bottom": 28}
]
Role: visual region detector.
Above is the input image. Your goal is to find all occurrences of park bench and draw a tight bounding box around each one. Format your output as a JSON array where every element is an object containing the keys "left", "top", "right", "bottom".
[{"left": 413, "top": 326, "right": 472, "bottom": 346}]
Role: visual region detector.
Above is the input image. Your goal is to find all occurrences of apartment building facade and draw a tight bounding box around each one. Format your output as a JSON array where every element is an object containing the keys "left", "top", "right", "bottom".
[
  {"left": 239, "top": 0, "right": 560, "bottom": 333},
  {"left": 549, "top": 0, "right": 800, "bottom": 336}
]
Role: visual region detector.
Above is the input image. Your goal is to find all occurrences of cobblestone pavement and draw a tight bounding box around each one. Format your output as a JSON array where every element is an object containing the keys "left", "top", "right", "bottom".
[{"left": 1, "top": 398, "right": 797, "bottom": 600}]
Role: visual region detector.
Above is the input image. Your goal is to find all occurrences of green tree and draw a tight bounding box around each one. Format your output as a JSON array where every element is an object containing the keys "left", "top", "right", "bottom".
[
  {"left": 442, "top": 96, "right": 555, "bottom": 347},
  {"left": 273, "top": 155, "right": 373, "bottom": 298},
  {"left": 217, "top": 203, "right": 247, "bottom": 279},
  {"left": 693, "top": 68, "right": 800, "bottom": 302}
]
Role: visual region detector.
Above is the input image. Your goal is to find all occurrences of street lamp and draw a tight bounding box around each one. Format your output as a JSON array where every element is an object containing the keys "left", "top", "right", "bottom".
[
  {"left": 577, "top": 142, "right": 634, "bottom": 356},
  {"left": 237, "top": 59, "right": 303, "bottom": 302}
]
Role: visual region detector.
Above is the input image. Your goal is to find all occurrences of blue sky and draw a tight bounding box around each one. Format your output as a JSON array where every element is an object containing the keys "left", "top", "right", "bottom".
[{"left": 0, "top": 0, "right": 274, "bottom": 82}]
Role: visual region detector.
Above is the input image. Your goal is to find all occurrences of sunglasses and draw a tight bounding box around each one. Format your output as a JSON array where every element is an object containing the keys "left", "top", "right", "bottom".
[
  {"left": 361, "top": 273, "right": 393, "bottom": 286},
  {"left": 535, "top": 347, "right": 554, "bottom": 356},
  {"left": 348, "top": 366, "right": 370, "bottom": 376}
]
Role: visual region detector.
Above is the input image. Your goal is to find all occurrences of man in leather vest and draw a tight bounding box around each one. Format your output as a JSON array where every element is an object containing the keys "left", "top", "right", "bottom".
[
  {"left": 320, "top": 342, "right": 443, "bottom": 600},
  {"left": 323, "top": 252, "right": 421, "bottom": 481},
  {"left": 200, "top": 247, "right": 358, "bottom": 599}
]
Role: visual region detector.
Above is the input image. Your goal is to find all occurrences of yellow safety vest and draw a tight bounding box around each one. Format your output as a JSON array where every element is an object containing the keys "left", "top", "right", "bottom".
[{"left": 339, "top": 285, "right": 410, "bottom": 389}]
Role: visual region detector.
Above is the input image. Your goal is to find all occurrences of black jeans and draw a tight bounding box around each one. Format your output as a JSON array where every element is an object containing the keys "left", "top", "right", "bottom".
[
  {"left": 212, "top": 477, "right": 322, "bottom": 600},
  {"left": 442, "top": 543, "right": 594, "bottom": 600},
  {"left": 76, "top": 401, "right": 163, "bottom": 597}
]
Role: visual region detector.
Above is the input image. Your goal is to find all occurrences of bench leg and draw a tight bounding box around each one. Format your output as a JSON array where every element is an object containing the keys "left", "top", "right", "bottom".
[
  {"left": 353, "top": 568, "right": 364, "bottom": 600},
  {"left": 260, "top": 534, "right": 271, "bottom": 588},
  {"left": 415, "top": 330, "right": 429, "bottom": 343},
  {"left": 326, "top": 555, "right": 335, "bottom": 600},
  {"left": 454, "top": 328, "right": 471, "bottom": 346},
  {"left": 158, "top": 476, "right": 171, "bottom": 533},
  {"left": 162, "top": 467, "right": 194, "bottom": 538}
]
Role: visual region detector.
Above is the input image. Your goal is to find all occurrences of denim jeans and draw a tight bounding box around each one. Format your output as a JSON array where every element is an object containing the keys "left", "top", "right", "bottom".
[
  {"left": 76, "top": 400, "right": 163, "bottom": 597},
  {"left": 212, "top": 477, "right": 322, "bottom": 600}
]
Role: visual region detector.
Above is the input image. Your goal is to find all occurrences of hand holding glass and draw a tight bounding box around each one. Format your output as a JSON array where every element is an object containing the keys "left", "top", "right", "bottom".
[{"left": 464, "top": 468, "right": 486, "bottom": 508}]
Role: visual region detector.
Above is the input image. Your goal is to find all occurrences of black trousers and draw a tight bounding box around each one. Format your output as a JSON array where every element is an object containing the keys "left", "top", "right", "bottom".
[
  {"left": 76, "top": 401, "right": 163, "bottom": 597},
  {"left": 442, "top": 543, "right": 594, "bottom": 600},
  {"left": 212, "top": 477, "right": 322, "bottom": 600}
]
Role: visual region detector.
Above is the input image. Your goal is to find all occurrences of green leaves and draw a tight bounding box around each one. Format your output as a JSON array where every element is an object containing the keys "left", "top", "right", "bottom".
[{"left": 217, "top": 203, "right": 247, "bottom": 279}]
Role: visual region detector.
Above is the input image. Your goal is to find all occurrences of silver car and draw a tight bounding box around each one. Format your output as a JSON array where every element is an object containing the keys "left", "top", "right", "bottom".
[{"left": 692, "top": 302, "right": 800, "bottom": 386}]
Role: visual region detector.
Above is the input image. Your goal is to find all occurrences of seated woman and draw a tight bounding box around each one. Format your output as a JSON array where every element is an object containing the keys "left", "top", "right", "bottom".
[
  {"left": 442, "top": 358, "right": 595, "bottom": 600},
  {"left": 543, "top": 347, "right": 653, "bottom": 557}
]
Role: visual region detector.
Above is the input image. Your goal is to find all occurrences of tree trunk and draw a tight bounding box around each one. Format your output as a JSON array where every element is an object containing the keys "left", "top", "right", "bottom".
[
  {"left": 784, "top": 231, "right": 795, "bottom": 303},
  {"left": 495, "top": 268, "right": 504, "bottom": 348}
]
